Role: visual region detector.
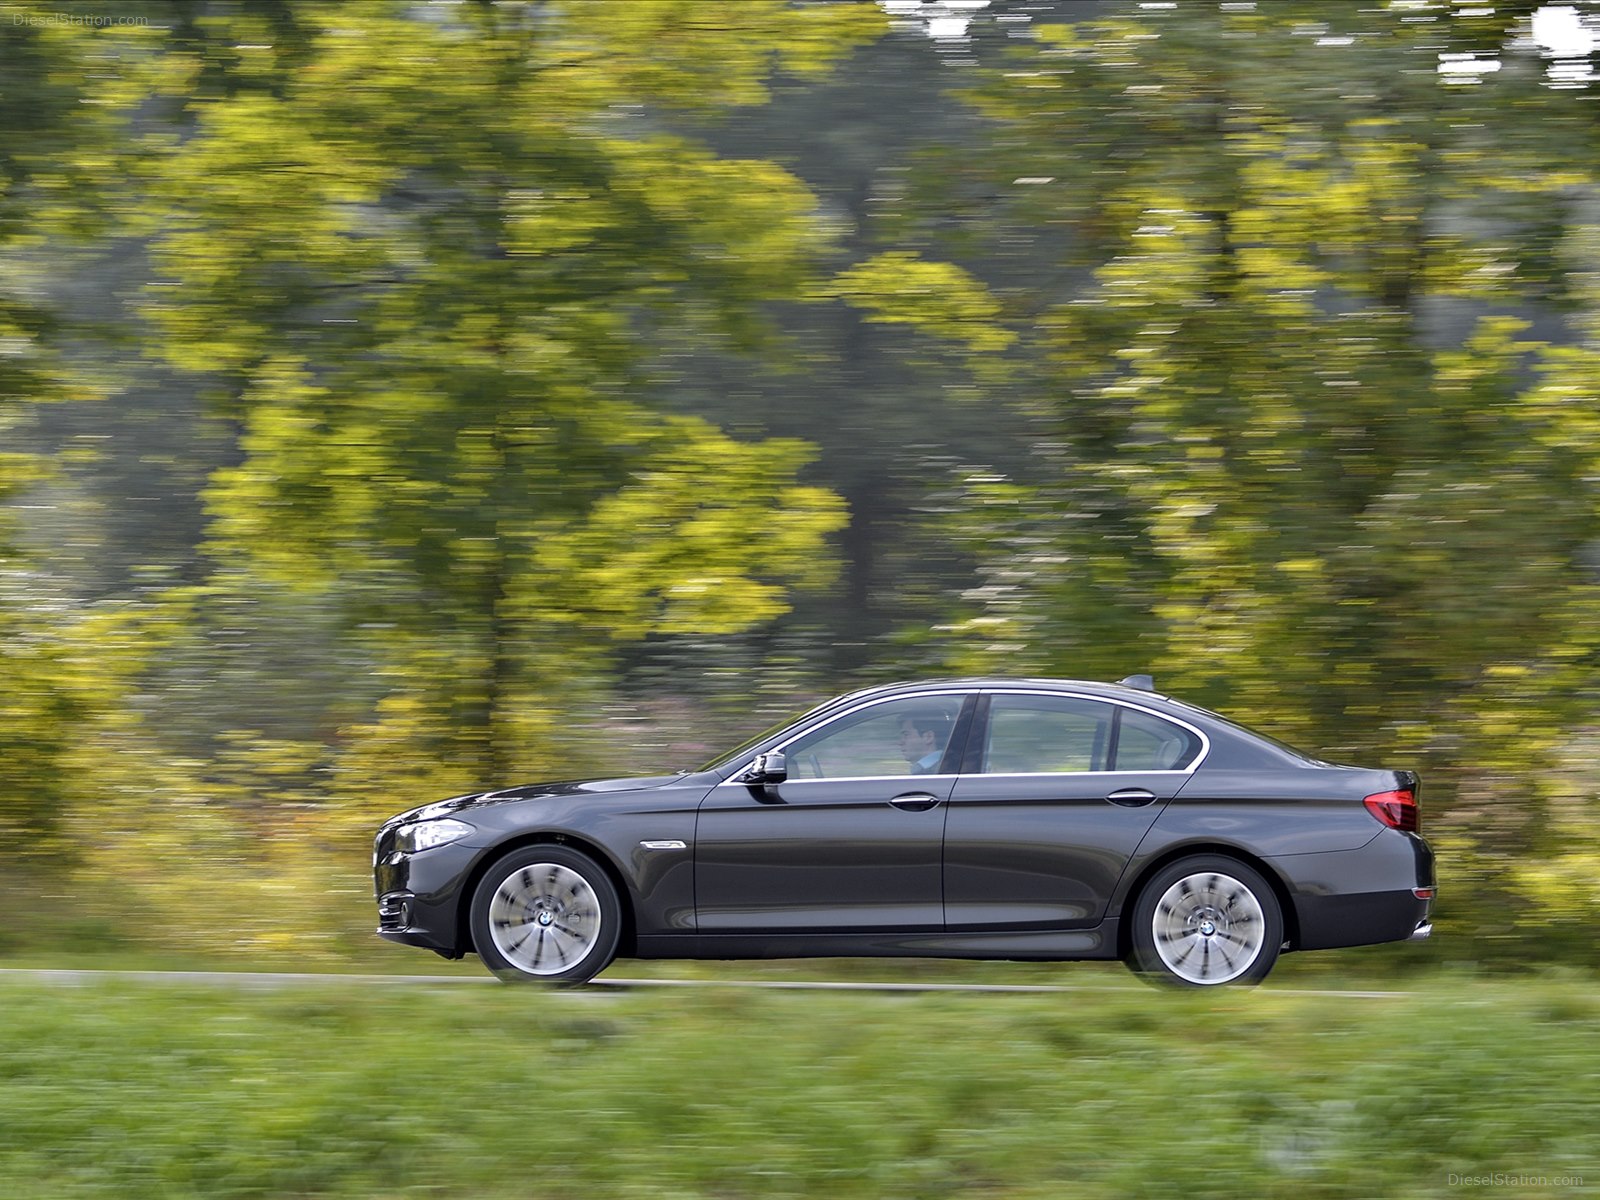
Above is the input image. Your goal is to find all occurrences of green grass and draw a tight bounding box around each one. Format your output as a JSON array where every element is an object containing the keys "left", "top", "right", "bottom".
[
  {"left": 0, "top": 972, "right": 1595, "bottom": 1198},
  {"left": 0, "top": 937, "right": 1450, "bottom": 988}
]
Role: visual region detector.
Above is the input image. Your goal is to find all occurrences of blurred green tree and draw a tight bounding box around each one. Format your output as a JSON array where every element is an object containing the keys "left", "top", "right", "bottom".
[
  {"left": 5, "top": 0, "right": 1598, "bottom": 962},
  {"left": 861, "top": 0, "right": 1600, "bottom": 939},
  {"left": 592, "top": 19, "right": 1038, "bottom": 682},
  {"left": 0, "top": 7, "right": 164, "bottom": 850},
  {"left": 133, "top": 0, "right": 876, "bottom": 790}
]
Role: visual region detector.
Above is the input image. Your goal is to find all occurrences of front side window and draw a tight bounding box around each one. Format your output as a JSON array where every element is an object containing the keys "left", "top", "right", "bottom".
[
  {"left": 979, "top": 695, "right": 1201, "bottom": 773},
  {"left": 780, "top": 696, "right": 966, "bottom": 779}
]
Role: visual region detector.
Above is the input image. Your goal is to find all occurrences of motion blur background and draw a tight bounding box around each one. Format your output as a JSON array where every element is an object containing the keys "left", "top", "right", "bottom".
[{"left": 1, "top": 0, "right": 1597, "bottom": 969}]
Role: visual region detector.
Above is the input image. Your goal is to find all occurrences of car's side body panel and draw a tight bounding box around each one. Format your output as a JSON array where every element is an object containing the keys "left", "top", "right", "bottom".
[
  {"left": 693, "top": 774, "right": 952, "bottom": 933},
  {"left": 1105, "top": 762, "right": 1429, "bottom": 948},
  {"left": 1267, "top": 831, "right": 1434, "bottom": 950},
  {"left": 375, "top": 774, "right": 721, "bottom": 953},
  {"left": 1150, "top": 764, "right": 1390, "bottom": 852},
  {"left": 942, "top": 770, "right": 1186, "bottom": 929},
  {"left": 937, "top": 685, "right": 1207, "bottom": 930},
  {"left": 633, "top": 924, "right": 1120, "bottom": 961}
]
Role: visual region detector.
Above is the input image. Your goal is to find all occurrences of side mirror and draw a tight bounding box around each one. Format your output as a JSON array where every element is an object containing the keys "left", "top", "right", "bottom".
[{"left": 739, "top": 751, "right": 787, "bottom": 785}]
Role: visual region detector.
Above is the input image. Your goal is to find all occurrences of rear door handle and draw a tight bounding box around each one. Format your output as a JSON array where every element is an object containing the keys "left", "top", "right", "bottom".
[
  {"left": 1106, "top": 788, "right": 1157, "bottom": 807},
  {"left": 889, "top": 792, "right": 941, "bottom": 813}
]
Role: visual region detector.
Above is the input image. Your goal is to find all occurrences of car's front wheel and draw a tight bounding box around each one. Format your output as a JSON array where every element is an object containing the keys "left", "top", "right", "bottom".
[
  {"left": 469, "top": 845, "right": 622, "bottom": 985},
  {"left": 1127, "top": 855, "right": 1283, "bottom": 987}
]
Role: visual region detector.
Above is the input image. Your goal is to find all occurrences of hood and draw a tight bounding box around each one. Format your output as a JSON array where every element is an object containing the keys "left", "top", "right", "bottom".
[
  {"left": 483, "top": 774, "right": 688, "bottom": 802},
  {"left": 386, "top": 774, "right": 687, "bottom": 827}
]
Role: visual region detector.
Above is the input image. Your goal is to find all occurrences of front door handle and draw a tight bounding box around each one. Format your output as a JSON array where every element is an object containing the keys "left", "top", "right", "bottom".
[
  {"left": 889, "top": 792, "right": 941, "bottom": 813},
  {"left": 1106, "top": 788, "right": 1157, "bottom": 807}
]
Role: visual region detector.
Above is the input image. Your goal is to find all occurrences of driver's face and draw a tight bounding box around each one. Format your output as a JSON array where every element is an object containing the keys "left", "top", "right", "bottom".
[{"left": 898, "top": 719, "right": 934, "bottom": 764}]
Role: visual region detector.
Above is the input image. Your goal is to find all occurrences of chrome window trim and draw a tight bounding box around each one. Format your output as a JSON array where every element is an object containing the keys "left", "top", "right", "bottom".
[
  {"left": 726, "top": 773, "right": 961, "bottom": 786},
  {"left": 960, "top": 774, "right": 1203, "bottom": 784},
  {"left": 718, "top": 686, "right": 1211, "bottom": 784}
]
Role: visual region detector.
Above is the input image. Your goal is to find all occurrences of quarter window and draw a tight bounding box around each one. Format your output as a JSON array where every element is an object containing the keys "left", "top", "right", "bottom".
[{"left": 1115, "top": 707, "right": 1201, "bottom": 770}]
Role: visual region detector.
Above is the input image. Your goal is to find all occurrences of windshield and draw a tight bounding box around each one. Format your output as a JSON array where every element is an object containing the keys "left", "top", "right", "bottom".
[{"left": 696, "top": 697, "right": 837, "bottom": 773}]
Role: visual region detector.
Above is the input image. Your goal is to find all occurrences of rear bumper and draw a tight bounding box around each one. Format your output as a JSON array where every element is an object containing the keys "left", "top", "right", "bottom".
[
  {"left": 1293, "top": 886, "right": 1432, "bottom": 950},
  {"left": 1269, "top": 830, "right": 1435, "bottom": 951}
]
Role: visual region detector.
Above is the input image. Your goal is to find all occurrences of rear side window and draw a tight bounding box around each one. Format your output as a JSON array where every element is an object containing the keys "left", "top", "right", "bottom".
[
  {"left": 982, "top": 696, "right": 1115, "bottom": 773},
  {"left": 979, "top": 695, "right": 1200, "bottom": 773}
]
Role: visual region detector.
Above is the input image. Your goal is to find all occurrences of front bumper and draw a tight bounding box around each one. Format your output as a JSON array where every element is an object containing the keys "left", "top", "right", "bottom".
[{"left": 373, "top": 833, "right": 485, "bottom": 957}]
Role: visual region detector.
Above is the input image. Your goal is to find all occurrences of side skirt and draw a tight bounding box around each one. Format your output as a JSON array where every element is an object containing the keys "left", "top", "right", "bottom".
[{"left": 635, "top": 921, "right": 1121, "bottom": 962}]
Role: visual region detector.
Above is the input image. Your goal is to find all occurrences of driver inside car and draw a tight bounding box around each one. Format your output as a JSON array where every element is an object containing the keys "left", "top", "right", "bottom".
[{"left": 897, "top": 706, "right": 954, "bottom": 774}]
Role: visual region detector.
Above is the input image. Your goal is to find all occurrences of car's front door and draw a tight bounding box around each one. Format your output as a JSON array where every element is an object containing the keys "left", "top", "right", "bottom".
[
  {"left": 943, "top": 691, "right": 1203, "bottom": 929},
  {"left": 694, "top": 693, "right": 974, "bottom": 932}
]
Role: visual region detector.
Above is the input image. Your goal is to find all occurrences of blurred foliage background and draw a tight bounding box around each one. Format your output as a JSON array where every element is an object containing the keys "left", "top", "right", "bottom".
[{"left": 0, "top": 0, "right": 1596, "bottom": 967}]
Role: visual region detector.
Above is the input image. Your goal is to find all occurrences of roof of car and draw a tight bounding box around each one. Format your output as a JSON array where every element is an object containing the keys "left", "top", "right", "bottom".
[{"left": 828, "top": 677, "right": 1171, "bottom": 707}]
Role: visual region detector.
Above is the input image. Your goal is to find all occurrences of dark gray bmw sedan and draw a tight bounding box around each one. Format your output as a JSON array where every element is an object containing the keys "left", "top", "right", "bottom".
[{"left": 373, "top": 677, "right": 1435, "bottom": 987}]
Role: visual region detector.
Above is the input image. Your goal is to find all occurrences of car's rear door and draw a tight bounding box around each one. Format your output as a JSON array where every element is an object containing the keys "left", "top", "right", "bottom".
[
  {"left": 942, "top": 690, "right": 1204, "bottom": 930},
  {"left": 694, "top": 692, "right": 974, "bottom": 932}
]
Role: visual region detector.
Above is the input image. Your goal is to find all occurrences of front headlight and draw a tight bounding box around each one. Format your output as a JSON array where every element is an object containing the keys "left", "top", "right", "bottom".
[{"left": 393, "top": 817, "right": 475, "bottom": 853}]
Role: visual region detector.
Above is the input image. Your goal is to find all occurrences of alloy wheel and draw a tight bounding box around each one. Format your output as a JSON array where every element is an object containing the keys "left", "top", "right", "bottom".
[
  {"left": 487, "top": 862, "right": 604, "bottom": 977},
  {"left": 1150, "top": 871, "right": 1266, "bottom": 985}
]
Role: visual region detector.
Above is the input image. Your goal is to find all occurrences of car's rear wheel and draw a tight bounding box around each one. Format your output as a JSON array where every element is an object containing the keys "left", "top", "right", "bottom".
[
  {"left": 1127, "top": 855, "right": 1283, "bottom": 987},
  {"left": 470, "top": 845, "right": 621, "bottom": 985}
]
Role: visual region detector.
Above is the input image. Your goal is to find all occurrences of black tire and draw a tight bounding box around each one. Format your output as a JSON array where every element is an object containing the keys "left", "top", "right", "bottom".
[
  {"left": 1126, "top": 855, "right": 1283, "bottom": 988},
  {"left": 469, "top": 845, "right": 622, "bottom": 985}
]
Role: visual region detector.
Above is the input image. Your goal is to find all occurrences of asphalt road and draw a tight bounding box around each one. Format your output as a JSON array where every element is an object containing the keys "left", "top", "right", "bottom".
[{"left": 0, "top": 968, "right": 1410, "bottom": 997}]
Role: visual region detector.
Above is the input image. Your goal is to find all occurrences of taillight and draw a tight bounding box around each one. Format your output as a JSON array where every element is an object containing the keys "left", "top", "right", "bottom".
[{"left": 1364, "top": 789, "right": 1419, "bottom": 832}]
